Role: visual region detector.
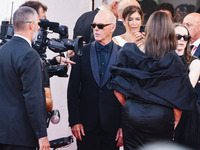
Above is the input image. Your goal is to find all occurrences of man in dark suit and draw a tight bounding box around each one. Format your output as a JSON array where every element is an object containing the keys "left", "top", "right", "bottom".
[
  {"left": 73, "top": 0, "right": 121, "bottom": 44},
  {"left": 0, "top": 6, "right": 50, "bottom": 150},
  {"left": 20, "top": 1, "right": 75, "bottom": 113},
  {"left": 68, "top": 10, "right": 122, "bottom": 150},
  {"left": 183, "top": 12, "right": 200, "bottom": 102}
]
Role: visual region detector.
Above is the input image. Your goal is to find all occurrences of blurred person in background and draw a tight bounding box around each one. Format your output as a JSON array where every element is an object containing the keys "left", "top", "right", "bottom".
[
  {"left": 174, "top": 23, "right": 200, "bottom": 150},
  {"left": 113, "top": 5, "right": 144, "bottom": 48}
]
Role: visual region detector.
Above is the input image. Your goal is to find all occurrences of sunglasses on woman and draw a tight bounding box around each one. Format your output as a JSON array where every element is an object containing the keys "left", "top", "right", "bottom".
[
  {"left": 176, "top": 34, "right": 191, "bottom": 41},
  {"left": 91, "top": 23, "right": 112, "bottom": 29}
]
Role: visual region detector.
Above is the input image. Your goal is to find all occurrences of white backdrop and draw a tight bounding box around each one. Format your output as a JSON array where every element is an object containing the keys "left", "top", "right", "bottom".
[
  {"left": 3, "top": 0, "right": 197, "bottom": 150},
  {"left": 0, "top": 1, "right": 123, "bottom": 149},
  {"left": 0, "top": 0, "right": 92, "bottom": 150}
]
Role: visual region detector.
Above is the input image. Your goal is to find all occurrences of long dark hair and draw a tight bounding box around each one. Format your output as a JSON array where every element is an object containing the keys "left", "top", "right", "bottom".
[
  {"left": 144, "top": 11, "right": 177, "bottom": 59},
  {"left": 122, "top": 5, "right": 144, "bottom": 24},
  {"left": 174, "top": 23, "right": 193, "bottom": 66}
]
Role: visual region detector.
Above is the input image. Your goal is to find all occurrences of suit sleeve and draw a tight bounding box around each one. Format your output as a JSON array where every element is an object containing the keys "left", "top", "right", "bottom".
[
  {"left": 67, "top": 54, "right": 82, "bottom": 127},
  {"left": 20, "top": 50, "right": 47, "bottom": 139}
]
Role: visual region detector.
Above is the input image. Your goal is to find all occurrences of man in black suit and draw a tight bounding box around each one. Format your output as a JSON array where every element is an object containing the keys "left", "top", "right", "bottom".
[
  {"left": 20, "top": 1, "right": 75, "bottom": 112},
  {"left": 73, "top": 0, "right": 121, "bottom": 44},
  {"left": 183, "top": 12, "right": 200, "bottom": 102},
  {"left": 68, "top": 10, "right": 122, "bottom": 150},
  {"left": 0, "top": 6, "right": 50, "bottom": 150}
]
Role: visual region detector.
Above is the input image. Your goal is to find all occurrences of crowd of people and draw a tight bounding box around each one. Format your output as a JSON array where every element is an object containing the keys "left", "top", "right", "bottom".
[{"left": 0, "top": 0, "right": 200, "bottom": 150}]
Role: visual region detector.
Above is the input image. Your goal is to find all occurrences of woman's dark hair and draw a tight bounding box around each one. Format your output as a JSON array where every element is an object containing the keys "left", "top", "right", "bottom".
[
  {"left": 122, "top": 5, "right": 144, "bottom": 24},
  {"left": 174, "top": 23, "right": 193, "bottom": 66},
  {"left": 144, "top": 11, "right": 177, "bottom": 59},
  {"left": 156, "top": 3, "right": 175, "bottom": 18}
]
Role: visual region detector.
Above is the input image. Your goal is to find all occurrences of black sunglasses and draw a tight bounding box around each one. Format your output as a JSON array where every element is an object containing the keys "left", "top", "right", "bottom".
[
  {"left": 176, "top": 34, "right": 191, "bottom": 41},
  {"left": 91, "top": 23, "right": 112, "bottom": 29}
]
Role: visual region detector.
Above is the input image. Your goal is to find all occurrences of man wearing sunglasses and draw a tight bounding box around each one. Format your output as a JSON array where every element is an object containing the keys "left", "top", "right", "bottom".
[
  {"left": 73, "top": 0, "right": 122, "bottom": 44},
  {"left": 68, "top": 10, "right": 123, "bottom": 150},
  {"left": 183, "top": 13, "right": 200, "bottom": 103}
]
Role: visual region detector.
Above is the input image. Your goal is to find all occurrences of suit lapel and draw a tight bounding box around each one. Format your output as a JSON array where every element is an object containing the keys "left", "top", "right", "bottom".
[
  {"left": 101, "top": 43, "right": 118, "bottom": 88},
  {"left": 90, "top": 41, "right": 100, "bottom": 86},
  {"left": 194, "top": 44, "right": 200, "bottom": 58}
]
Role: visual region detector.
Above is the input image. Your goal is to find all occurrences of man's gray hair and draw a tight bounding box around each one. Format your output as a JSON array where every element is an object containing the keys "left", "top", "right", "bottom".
[
  {"left": 102, "top": 0, "right": 122, "bottom": 7},
  {"left": 13, "top": 6, "right": 37, "bottom": 32}
]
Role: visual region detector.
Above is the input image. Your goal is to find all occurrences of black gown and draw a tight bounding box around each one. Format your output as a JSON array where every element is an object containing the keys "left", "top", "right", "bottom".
[
  {"left": 108, "top": 43, "right": 197, "bottom": 149},
  {"left": 174, "top": 56, "right": 200, "bottom": 149}
]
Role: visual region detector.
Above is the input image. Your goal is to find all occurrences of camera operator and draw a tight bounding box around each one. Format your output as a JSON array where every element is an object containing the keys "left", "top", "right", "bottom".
[
  {"left": 0, "top": 6, "right": 50, "bottom": 150},
  {"left": 20, "top": 1, "right": 75, "bottom": 112}
]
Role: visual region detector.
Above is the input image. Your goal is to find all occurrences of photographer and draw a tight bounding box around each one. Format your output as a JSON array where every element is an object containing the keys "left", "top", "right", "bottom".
[{"left": 20, "top": 1, "right": 75, "bottom": 112}]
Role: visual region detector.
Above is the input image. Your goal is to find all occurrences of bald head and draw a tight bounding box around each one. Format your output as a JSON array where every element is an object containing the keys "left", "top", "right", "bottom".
[
  {"left": 94, "top": 10, "right": 116, "bottom": 24},
  {"left": 184, "top": 13, "right": 200, "bottom": 24},
  {"left": 183, "top": 13, "right": 200, "bottom": 43},
  {"left": 118, "top": 0, "right": 140, "bottom": 19},
  {"left": 119, "top": 0, "right": 140, "bottom": 8},
  {"left": 92, "top": 10, "right": 116, "bottom": 45}
]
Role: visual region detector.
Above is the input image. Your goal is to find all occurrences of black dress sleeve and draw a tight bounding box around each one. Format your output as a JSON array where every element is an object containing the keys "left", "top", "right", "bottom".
[{"left": 108, "top": 43, "right": 197, "bottom": 111}]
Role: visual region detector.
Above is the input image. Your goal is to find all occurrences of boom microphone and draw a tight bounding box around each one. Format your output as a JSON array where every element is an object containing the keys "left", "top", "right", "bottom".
[{"left": 39, "top": 19, "right": 59, "bottom": 29}]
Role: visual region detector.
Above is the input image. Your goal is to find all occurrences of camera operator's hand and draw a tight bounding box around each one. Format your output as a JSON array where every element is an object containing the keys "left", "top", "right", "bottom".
[
  {"left": 55, "top": 56, "right": 76, "bottom": 66},
  {"left": 71, "top": 124, "right": 85, "bottom": 141},
  {"left": 38, "top": 137, "right": 50, "bottom": 150},
  {"left": 65, "top": 50, "right": 75, "bottom": 58}
]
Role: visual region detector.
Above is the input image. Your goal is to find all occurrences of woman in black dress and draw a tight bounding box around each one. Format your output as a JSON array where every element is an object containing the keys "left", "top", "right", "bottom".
[
  {"left": 174, "top": 23, "right": 200, "bottom": 149},
  {"left": 108, "top": 11, "right": 197, "bottom": 149}
]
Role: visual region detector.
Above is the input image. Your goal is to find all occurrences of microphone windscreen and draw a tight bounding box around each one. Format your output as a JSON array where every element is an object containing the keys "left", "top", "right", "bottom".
[{"left": 50, "top": 109, "right": 60, "bottom": 124}]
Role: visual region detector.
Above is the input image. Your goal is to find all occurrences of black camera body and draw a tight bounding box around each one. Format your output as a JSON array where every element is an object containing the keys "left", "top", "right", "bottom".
[
  {"left": 0, "top": 21, "right": 14, "bottom": 45},
  {"left": 0, "top": 19, "right": 83, "bottom": 77},
  {"left": 33, "top": 19, "right": 83, "bottom": 77}
]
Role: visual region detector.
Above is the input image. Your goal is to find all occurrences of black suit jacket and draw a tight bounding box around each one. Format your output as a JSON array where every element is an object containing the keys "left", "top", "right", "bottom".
[
  {"left": 73, "top": 8, "right": 100, "bottom": 44},
  {"left": 193, "top": 44, "right": 200, "bottom": 58},
  {"left": 0, "top": 36, "right": 47, "bottom": 147},
  {"left": 193, "top": 44, "right": 200, "bottom": 102},
  {"left": 67, "top": 41, "right": 122, "bottom": 132},
  {"left": 113, "top": 20, "right": 126, "bottom": 37}
]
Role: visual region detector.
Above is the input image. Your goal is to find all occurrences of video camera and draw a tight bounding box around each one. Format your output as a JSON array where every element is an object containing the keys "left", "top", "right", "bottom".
[
  {"left": 33, "top": 19, "right": 83, "bottom": 77},
  {"left": 0, "top": 19, "right": 83, "bottom": 77},
  {"left": 0, "top": 21, "right": 14, "bottom": 45}
]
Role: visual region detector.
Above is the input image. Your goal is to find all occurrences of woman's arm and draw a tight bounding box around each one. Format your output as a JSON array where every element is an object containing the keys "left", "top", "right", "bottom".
[
  {"left": 189, "top": 59, "right": 200, "bottom": 87},
  {"left": 114, "top": 90, "right": 126, "bottom": 106}
]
